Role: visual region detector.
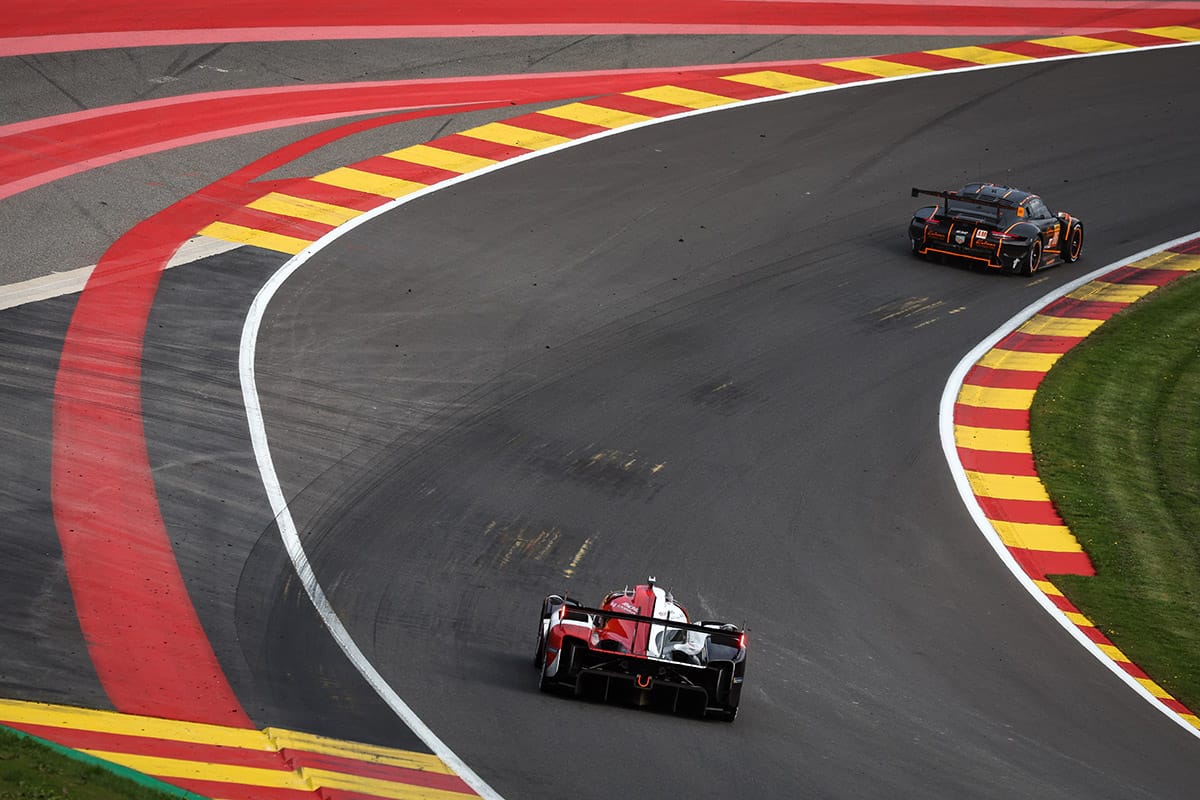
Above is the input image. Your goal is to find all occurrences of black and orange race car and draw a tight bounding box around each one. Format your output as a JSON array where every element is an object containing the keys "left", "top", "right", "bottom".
[{"left": 908, "top": 183, "right": 1083, "bottom": 274}]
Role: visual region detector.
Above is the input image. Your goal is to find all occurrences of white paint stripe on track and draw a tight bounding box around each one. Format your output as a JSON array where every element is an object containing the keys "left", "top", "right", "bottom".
[
  {"left": 938, "top": 229, "right": 1200, "bottom": 742},
  {"left": 238, "top": 40, "right": 1200, "bottom": 793},
  {"left": 0, "top": 236, "right": 241, "bottom": 311}
]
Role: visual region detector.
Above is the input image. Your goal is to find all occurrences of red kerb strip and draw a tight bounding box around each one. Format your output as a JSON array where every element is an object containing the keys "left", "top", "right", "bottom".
[
  {"left": 962, "top": 365, "right": 1046, "bottom": 390},
  {"left": 52, "top": 208, "right": 254, "bottom": 727},
  {"left": 956, "top": 447, "right": 1038, "bottom": 476}
]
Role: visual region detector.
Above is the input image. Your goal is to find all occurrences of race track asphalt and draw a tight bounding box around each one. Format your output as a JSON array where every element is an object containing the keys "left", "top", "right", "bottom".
[{"left": 233, "top": 44, "right": 1200, "bottom": 798}]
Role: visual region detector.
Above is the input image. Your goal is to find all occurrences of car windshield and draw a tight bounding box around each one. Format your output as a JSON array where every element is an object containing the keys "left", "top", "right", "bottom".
[{"left": 946, "top": 199, "right": 1017, "bottom": 225}]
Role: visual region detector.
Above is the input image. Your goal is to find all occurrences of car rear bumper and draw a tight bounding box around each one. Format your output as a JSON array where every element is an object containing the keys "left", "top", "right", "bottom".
[
  {"left": 547, "top": 640, "right": 742, "bottom": 716},
  {"left": 910, "top": 223, "right": 1027, "bottom": 269}
]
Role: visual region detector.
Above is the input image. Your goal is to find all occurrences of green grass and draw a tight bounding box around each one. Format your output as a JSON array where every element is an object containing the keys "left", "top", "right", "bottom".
[
  {"left": 1030, "top": 270, "right": 1200, "bottom": 709},
  {"left": 0, "top": 725, "right": 197, "bottom": 800}
]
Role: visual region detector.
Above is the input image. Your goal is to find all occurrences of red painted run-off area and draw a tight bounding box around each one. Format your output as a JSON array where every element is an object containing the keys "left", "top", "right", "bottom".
[
  {"left": 0, "top": 64, "right": 824, "bottom": 202},
  {"left": 8, "top": 0, "right": 1200, "bottom": 33},
  {"left": 5, "top": 0, "right": 1200, "bottom": 54}
]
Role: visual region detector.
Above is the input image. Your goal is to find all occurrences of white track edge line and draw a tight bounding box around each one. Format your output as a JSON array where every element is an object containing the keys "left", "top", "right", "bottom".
[
  {"left": 239, "top": 39, "right": 1200, "bottom": 795},
  {"left": 938, "top": 228, "right": 1200, "bottom": 741}
]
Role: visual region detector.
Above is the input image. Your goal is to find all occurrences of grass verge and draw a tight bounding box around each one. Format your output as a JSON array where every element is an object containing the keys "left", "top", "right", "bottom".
[
  {"left": 1030, "top": 270, "right": 1200, "bottom": 710},
  {"left": 0, "top": 725, "right": 196, "bottom": 800}
]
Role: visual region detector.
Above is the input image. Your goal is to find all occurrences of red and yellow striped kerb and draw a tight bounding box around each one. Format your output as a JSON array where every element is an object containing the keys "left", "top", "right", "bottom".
[
  {"left": 0, "top": 697, "right": 476, "bottom": 800},
  {"left": 197, "top": 27, "right": 1200, "bottom": 255},
  {"left": 953, "top": 236, "right": 1200, "bottom": 730}
]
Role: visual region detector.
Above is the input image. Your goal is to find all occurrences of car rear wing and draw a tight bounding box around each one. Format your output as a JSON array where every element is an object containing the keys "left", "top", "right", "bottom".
[
  {"left": 911, "top": 187, "right": 1023, "bottom": 220},
  {"left": 572, "top": 606, "right": 745, "bottom": 640}
]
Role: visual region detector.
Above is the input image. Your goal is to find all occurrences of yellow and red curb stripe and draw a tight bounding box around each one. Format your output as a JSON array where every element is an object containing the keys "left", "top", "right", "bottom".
[
  {"left": 952, "top": 236, "right": 1200, "bottom": 731},
  {"left": 197, "top": 26, "right": 1200, "bottom": 255},
  {"left": 0, "top": 698, "right": 476, "bottom": 800}
]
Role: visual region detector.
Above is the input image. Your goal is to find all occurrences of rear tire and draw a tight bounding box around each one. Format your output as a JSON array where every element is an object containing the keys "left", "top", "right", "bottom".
[
  {"left": 1020, "top": 239, "right": 1042, "bottom": 276},
  {"left": 910, "top": 236, "right": 925, "bottom": 259},
  {"left": 1063, "top": 224, "right": 1084, "bottom": 263}
]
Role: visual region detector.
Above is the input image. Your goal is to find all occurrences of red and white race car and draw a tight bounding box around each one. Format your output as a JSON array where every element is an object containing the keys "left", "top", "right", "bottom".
[{"left": 533, "top": 578, "right": 746, "bottom": 721}]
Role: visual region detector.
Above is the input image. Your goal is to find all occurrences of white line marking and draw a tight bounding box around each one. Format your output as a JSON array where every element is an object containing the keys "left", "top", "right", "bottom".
[
  {"left": 240, "top": 264, "right": 506, "bottom": 799},
  {"left": 239, "top": 40, "right": 1200, "bottom": 791},
  {"left": 0, "top": 236, "right": 241, "bottom": 311},
  {"left": 938, "top": 229, "right": 1200, "bottom": 741}
]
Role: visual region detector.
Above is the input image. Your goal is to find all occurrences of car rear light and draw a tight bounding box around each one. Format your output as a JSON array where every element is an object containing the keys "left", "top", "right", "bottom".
[{"left": 990, "top": 231, "right": 1020, "bottom": 240}]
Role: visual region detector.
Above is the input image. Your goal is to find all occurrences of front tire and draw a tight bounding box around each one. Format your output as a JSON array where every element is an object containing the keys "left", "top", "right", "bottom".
[
  {"left": 1020, "top": 239, "right": 1042, "bottom": 276},
  {"left": 1063, "top": 224, "right": 1084, "bottom": 263}
]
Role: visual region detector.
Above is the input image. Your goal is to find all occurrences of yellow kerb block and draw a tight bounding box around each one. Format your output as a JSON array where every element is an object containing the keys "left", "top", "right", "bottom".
[
  {"left": 1033, "top": 579, "right": 1064, "bottom": 597},
  {"left": 956, "top": 384, "right": 1036, "bottom": 410},
  {"left": 83, "top": 750, "right": 309, "bottom": 788},
  {"left": 967, "top": 472, "right": 1049, "bottom": 502},
  {"left": 926, "top": 46, "right": 1032, "bottom": 65},
  {"left": 1098, "top": 643, "right": 1130, "bottom": 662},
  {"left": 955, "top": 425, "right": 1032, "bottom": 454},
  {"left": 1029, "top": 35, "right": 1133, "bottom": 53},
  {"left": 991, "top": 520, "right": 1082, "bottom": 552},
  {"left": 0, "top": 699, "right": 272, "bottom": 750},
  {"left": 265, "top": 728, "right": 453, "bottom": 774},
  {"left": 248, "top": 193, "right": 362, "bottom": 227},
  {"left": 1066, "top": 281, "right": 1156, "bottom": 304},
  {"left": 1017, "top": 314, "right": 1103, "bottom": 337},
  {"left": 627, "top": 85, "right": 736, "bottom": 110},
  {"left": 538, "top": 102, "right": 652, "bottom": 129},
  {"left": 1130, "top": 251, "right": 1200, "bottom": 271},
  {"left": 829, "top": 58, "right": 930, "bottom": 78},
  {"left": 313, "top": 167, "right": 427, "bottom": 199},
  {"left": 459, "top": 122, "right": 570, "bottom": 151},
  {"left": 976, "top": 348, "right": 1062, "bottom": 372},
  {"left": 386, "top": 144, "right": 496, "bottom": 174},
  {"left": 303, "top": 768, "right": 477, "bottom": 799},
  {"left": 198, "top": 222, "right": 311, "bottom": 255},
  {"left": 1064, "top": 610, "right": 1094, "bottom": 627},
  {"left": 1134, "top": 26, "right": 1200, "bottom": 42},
  {"left": 1137, "top": 677, "right": 1175, "bottom": 699},
  {"left": 721, "top": 71, "right": 833, "bottom": 93}
]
